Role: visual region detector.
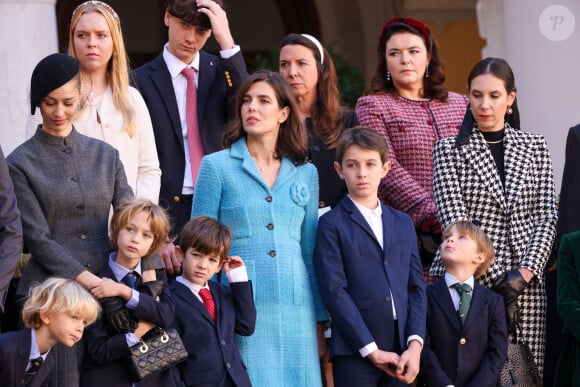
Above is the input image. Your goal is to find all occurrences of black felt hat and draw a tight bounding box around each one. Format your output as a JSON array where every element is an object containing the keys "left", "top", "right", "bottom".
[{"left": 30, "top": 53, "right": 80, "bottom": 115}]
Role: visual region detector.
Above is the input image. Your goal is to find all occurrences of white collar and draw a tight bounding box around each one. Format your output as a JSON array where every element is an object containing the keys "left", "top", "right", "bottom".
[
  {"left": 163, "top": 43, "right": 200, "bottom": 79},
  {"left": 444, "top": 272, "right": 475, "bottom": 290},
  {"left": 348, "top": 195, "right": 382, "bottom": 218},
  {"left": 176, "top": 275, "right": 210, "bottom": 295}
]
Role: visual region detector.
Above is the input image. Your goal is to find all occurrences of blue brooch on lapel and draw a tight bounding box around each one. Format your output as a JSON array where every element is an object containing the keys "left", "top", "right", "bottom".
[{"left": 290, "top": 182, "right": 310, "bottom": 207}]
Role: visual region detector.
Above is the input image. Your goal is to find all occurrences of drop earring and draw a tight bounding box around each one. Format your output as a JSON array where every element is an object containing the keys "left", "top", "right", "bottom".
[
  {"left": 386, "top": 69, "right": 391, "bottom": 82},
  {"left": 425, "top": 65, "right": 429, "bottom": 78}
]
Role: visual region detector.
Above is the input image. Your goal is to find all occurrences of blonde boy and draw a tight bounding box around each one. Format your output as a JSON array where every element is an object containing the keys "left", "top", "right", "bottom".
[
  {"left": 0, "top": 277, "right": 99, "bottom": 386},
  {"left": 420, "top": 220, "right": 508, "bottom": 386}
]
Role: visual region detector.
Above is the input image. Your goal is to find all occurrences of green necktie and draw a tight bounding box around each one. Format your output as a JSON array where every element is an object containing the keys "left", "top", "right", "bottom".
[{"left": 452, "top": 283, "right": 472, "bottom": 326}]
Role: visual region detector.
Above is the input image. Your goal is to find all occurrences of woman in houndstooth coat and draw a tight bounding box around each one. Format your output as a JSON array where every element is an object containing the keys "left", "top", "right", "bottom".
[{"left": 430, "top": 58, "right": 557, "bottom": 374}]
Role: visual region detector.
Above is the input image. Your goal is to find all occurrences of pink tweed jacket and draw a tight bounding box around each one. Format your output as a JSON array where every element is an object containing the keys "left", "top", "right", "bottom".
[{"left": 356, "top": 92, "right": 468, "bottom": 227}]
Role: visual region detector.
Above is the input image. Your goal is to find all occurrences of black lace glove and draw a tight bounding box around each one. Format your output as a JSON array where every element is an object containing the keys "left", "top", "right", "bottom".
[
  {"left": 100, "top": 296, "right": 137, "bottom": 334},
  {"left": 137, "top": 280, "right": 164, "bottom": 298},
  {"left": 492, "top": 269, "right": 529, "bottom": 333}
]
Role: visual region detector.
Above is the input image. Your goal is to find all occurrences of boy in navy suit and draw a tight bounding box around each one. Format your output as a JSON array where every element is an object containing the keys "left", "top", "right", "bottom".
[
  {"left": 314, "top": 126, "right": 427, "bottom": 386},
  {"left": 81, "top": 199, "right": 182, "bottom": 387},
  {"left": 0, "top": 277, "right": 100, "bottom": 387},
  {"left": 419, "top": 220, "right": 507, "bottom": 386},
  {"left": 171, "top": 216, "right": 256, "bottom": 387}
]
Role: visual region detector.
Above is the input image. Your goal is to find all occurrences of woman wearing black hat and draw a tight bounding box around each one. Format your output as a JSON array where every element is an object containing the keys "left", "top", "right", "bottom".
[{"left": 7, "top": 53, "right": 134, "bottom": 387}]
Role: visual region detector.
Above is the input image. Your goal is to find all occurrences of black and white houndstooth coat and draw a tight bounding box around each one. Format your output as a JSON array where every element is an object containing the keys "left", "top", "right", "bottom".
[{"left": 429, "top": 125, "right": 558, "bottom": 374}]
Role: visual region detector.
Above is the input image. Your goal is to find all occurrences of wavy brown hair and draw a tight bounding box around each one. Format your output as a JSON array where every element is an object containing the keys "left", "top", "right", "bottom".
[
  {"left": 223, "top": 70, "right": 308, "bottom": 165},
  {"left": 368, "top": 18, "right": 448, "bottom": 101},
  {"left": 280, "top": 34, "right": 346, "bottom": 148}
]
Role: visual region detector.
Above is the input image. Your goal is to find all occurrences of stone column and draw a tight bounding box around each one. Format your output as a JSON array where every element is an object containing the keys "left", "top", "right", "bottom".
[
  {"left": 0, "top": 0, "right": 58, "bottom": 154},
  {"left": 476, "top": 0, "right": 580, "bottom": 188}
]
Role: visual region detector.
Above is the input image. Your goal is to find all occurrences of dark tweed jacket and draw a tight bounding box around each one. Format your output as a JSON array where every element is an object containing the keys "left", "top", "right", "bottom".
[{"left": 8, "top": 128, "right": 133, "bottom": 296}]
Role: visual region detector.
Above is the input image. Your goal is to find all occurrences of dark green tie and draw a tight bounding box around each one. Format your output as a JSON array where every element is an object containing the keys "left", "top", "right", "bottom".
[{"left": 452, "top": 283, "right": 472, "bottom": 326}]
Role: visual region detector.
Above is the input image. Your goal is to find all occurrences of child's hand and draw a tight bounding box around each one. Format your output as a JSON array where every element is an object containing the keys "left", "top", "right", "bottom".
[
  {"left": 393, "top": 340, "right": 421, "bottom": 384},
  {"left": 223, "top": 256, "right": 245, "bottom": 272},
  {"left": 90, "top": 277, "right": 131, "bottom": 300},
  {"left": 367, "top": 349, "right": 400, "bottom": 376}
]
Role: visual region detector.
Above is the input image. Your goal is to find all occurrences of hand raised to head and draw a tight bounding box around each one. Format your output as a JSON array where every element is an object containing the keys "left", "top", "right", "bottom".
[
  {"left": 195, "top": 0, "right": 235, "bottom": 50},
  {"left": 223, "top": 255, "right": 245, "bottom": 273}
]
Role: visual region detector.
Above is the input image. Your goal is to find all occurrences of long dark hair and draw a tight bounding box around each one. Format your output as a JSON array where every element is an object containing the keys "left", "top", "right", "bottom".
[
  {"left": 368, "top": 17, "right": 448, "bottom": 101},
  {"left": 456, "top": 57, "right": 520, "bottom": 146},
  {"left": 223, "top": 70, "right": 308, "bottom": 165},
  {"left": 280, "top": 34, "right": 346, "bottom": 148}
]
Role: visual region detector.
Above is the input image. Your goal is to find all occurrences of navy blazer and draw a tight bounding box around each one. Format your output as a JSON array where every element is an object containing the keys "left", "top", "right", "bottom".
[
  {"left": 314, "top": 196, "right": 426, "bottom": 357},
  {"left": 131, "top": 50, "right": 248, "bottom": 226},
  {"left": 170, "top": 279, "right": 256, "bottom": 387},
  {"left": 420, "top": 277, "right": 507, "bottom": 387},
  {"left": 0, "top": 328, "right": 55, "bottom": 387},
  {"left": 81, "top": 267, "right": 181, "bottom": 387}
]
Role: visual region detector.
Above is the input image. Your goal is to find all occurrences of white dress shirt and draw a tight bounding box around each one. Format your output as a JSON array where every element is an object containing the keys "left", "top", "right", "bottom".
[{"left": 162, "top": 43, "right": 241, "bottom": 195}]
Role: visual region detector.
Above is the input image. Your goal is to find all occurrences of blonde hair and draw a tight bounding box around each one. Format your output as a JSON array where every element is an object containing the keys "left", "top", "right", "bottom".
[
  {"left": 110, "top": 198, "right": 170, "bottom": 255},
  {"left": 22, "top": 278, "right": 100, "bottom": 329},
  {"left": 442, "top": 220, "right": 495, "bottom": 279},
  {"left": 69, "top": 1, "right": 137, "bottom": 137}
]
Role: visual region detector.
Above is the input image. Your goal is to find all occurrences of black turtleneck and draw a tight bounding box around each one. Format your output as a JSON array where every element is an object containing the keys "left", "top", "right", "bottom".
[{"left": 482, "top": 129, "right": 505, "bottom": 187}]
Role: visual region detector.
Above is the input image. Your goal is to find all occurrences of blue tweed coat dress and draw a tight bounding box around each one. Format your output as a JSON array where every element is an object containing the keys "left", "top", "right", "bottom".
[{"left": 192, "top": 138, "right": 326, "bottom": 386}]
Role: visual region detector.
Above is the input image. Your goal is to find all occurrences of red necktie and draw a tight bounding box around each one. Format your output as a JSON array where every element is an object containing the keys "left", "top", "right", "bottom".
[
  {"left": 199, "top": 288, "right": 216, "bottom": 320},
  {"left": 181, "top": 67, "right": 204, "bottom": 184}
]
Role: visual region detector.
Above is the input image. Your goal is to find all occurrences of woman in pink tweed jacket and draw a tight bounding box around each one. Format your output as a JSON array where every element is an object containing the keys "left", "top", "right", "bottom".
[{"left": 356, "top": 17, "right": 467, "bottom": 274}]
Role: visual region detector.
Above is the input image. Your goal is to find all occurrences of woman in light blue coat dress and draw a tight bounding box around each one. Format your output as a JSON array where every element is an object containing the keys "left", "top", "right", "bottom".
[{"left": 192, "top": 70, "right": 326, "bottom": 386}]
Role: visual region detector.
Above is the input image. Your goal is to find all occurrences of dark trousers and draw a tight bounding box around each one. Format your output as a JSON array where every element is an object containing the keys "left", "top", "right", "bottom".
[{"left": 332, "top": 324, "right": 407, "bottom": 387}]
